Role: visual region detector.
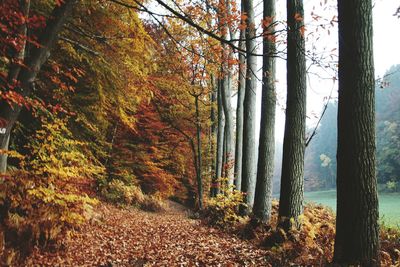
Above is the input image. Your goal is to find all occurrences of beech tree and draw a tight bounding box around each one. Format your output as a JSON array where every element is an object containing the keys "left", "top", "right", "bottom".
[
  {"left": 219, "top": 0, "right": 235, "bottom": 185},
  {"left": 333, "top": 0, "right": 379, "bottom": 264},
  {"left": 240, "top": 0, "right": 258, "bottom": 213},
  {"left": 234, "top": 1, "right": 246, "bottom": 190},
  {"left": 212, "top": 82, "right": 225, "bottom": 197},
  {"left": 253, "top": 0, "right": 276, "bottom": 222},
  {"left": 0, "top": 0, "right": 77, "bottom": 173},
  {"left": 278, "top": 0, "right": 306, "bottom": 229},
  {"left": 209, "top": 76, "right": 218, "bottom": 197}
]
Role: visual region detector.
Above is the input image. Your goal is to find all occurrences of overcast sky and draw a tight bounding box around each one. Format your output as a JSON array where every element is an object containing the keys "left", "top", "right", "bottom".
[{"left": 263, "top": 0, "right": 400, "bottom": 142}]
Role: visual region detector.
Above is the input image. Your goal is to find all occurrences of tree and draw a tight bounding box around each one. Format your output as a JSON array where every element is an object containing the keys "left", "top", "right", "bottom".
[
  {"left": 211, "top": 80, "right": 225, "bottom": 197},
  {"left": 240, "top": 0, "right": 258, "bottom": 214},
  {"left": 333, "top": 0, "right": 379, "bottom": 264},
  {"left": 278, "top": 0, "right": 306, "bottom": 229},
  {"left": 252, "top": 0, "right": 276, "bottom": 222},
  {"left": 0, "top": 0, "right": 30, "bottom": 173},
  {"left": 218, "top": 0, "right": 235, "bottom": 185},
  {"left": 234, "top": 1, "right": 246, "bottom": 191},
  {"left": 0, "top": 0, "right": 77, "bottom": 173},
  {"left": 209, "top": 76, "right": 219, "bottom": 197}
]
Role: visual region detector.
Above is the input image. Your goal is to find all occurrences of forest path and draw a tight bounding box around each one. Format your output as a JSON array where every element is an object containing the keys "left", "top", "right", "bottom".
[{"left": 26, "top": 201, "right": 269, "bottom": 266}]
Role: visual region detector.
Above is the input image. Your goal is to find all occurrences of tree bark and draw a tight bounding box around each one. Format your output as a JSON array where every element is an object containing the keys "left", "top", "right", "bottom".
[
  {"left": 209, "top": 76, "right": 217, "bottom": 196},
  {"left": 253, "top": 0, "right": 276, "bottom": 223},
  {"left": 220, "top": 66, "right": 234, "bottom": 185},
  {"left": 240, "top": 0, "right": 257, "bottom": 214},
  {"left": 278, "top": 0, "right": 306, "bottom": 229},
  {"left": 234, "top": 1, "right": 246, "bottom": 191},
  {"left": 218, "top": 0, "right": 235, "bottom": 185},
  {"left": 221, "top": 126, "right": 227, "bottom": 179},
  {"left": 194, "top": 95, "right": 203, "bottom": 209},
  {"left": 0, "top": 0, "right": 77, "bottom": 173},
  {"left": 334, "top": 0, "right": 379, "bottom": 265},
  {"left": 211, "top": 80, "right": 225, "bottom": 197}
]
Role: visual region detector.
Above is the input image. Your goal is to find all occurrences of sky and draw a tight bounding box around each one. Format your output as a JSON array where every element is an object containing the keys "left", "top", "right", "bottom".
[{"left": 264, "top": 0, "right": 400, "bottom": 142}]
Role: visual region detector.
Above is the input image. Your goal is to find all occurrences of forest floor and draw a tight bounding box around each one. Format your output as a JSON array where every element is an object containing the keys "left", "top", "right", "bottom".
[{"left": 26, "top": 201, "right": 270, "bottom": 266}]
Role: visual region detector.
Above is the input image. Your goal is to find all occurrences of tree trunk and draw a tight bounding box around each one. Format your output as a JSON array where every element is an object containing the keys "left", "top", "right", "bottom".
[
  {"left": 253, "top": 0, "right": 276, "bottom": 223},
  {"left": 209, "top": 76, "right": 217, "bottom": 196},
  {"left": 211, "top": 80, "right": 225, "bottom": 196},
  {"left": 220, "top": 59, "right": 234, "bottom": 186},
  {"left": 240, "top": 0, "right": 257, "bottom": 214},
  {"left": 219, "top": 0, "right": 235, "bottom": 185},
  {"left": 0, "top": 0, "right": 77, "bottom": 173},
  {"left": 195, "top": 95, "right": 203, "bottom": 209},
  {"left": 0, "top": 0, "right": 30, "bottom": 173},
  {"left": 234, "top": 1, "right": 246, "bottom": 191},
  {"left": 333, "top": 0, "right": 379, "bottom": 265},
  {"left": 278, "top": 0, "right": 306, "bottom": 229},
  {"left": 221, "top": 126, "right": 227, "bottom": 179}
]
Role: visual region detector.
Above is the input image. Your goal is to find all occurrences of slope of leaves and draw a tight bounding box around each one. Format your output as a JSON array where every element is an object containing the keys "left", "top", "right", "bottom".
[
  {"left": 243, "top": 201, "right": 399, "bottom": 266},
  {"left": 253, "top": 201, "right": 336, "bottom": 266}
]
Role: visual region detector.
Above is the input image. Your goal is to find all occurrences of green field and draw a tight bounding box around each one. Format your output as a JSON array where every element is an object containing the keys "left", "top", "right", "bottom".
[{"left": 304, "top": 190, "right": 400, "bottom": 227}]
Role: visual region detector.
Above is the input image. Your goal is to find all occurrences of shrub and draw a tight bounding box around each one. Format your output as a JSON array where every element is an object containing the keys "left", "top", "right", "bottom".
[
  {"left": 386, "top": 180, "right": 398, "bottom": 192},
  {"left": 203, "top": 180, "right": 245, "bottom": 229},
  {"left": 140, "top": 195, "right": 166, "bottom": 212},
  {"left": 380, "top": 225, "right": 400, "bottom": 265},
  {"left": 0, "top": 172, "right": 98, "bottom": 265},
  {"left": 100, "top": 179, "right": 145, "bottom": 206},
  {"left": 260, "top": 203, "right": 336, "bottom": 266},
  {"left": 99, "top": 178, "right": 166, "bottom": 212},
  {"left": 0, "top": 118, "right": 102, "bottom": 265}
]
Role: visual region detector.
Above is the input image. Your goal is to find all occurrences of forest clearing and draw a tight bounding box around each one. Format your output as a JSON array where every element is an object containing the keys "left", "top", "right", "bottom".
[{"left": 1, "top": 0, "right": 400, "bottom": 266}]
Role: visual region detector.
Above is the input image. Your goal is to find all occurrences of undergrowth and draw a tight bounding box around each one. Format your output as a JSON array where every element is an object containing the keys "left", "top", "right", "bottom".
[
  {"left": 202, "top": 179, "right": 246, "bottom": 230},
  {"left": 98, "top": 178, "right": 166, "bottom": 212},
  {"left": 0, "top": 119, "right": 102, "bottom": 265},
  {"left": 203, "top": 196, "right": 400, "bottom": 266}
]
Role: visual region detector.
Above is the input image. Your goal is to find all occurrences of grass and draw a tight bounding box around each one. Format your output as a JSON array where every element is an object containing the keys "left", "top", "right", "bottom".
[{"left": 304, "top": 190, "right": 400, "bottom": 227}]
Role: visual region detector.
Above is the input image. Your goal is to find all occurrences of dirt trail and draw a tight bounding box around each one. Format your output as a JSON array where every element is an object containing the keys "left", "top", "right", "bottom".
[{"left": 26, "top": 202, "right": 269, "bottom": 266}]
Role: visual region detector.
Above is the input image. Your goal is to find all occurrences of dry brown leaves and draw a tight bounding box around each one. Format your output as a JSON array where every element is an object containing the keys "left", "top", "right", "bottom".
[
  {"left": 24, "top": 200, "right": 400, "bottom": 266},
  {"left": 26, "top": 202, "right": 270, "bottom": 266}
]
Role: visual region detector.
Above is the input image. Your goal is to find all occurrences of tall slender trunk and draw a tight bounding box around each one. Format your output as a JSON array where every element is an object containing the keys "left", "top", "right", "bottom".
[
  {"left": 221, "top": 127, "right": 227, "bottom": 179},
  {"left": 194, "top": 95, "right": 203, "bottom": 209},
  {"left": 211, "top": 80, "right": 225, "bottom": 196},
  {"left": 234, "top": 0, "right": 246, "bottom": 191},
  {"left": 334, "top": 0, "right": 379, "bottom": 264},
  {"left": 220, "top": 72, "right": 234, "bottom": 184},
  {"left": 278, "top": 0, "right": 306, "bottom": 229},
  {"left": 0, "top": 0, "right": 77, "bottom": 173},
  {"left": 253, "top": 0, "right": 276, "bottom": 223},
  {"left": 219, "top": 0, "right": 235, "bottom": 185},
  {"left": 240, "top": 0, "right": 257, "bottom": 214},
  {"left": 209, "top": 76, "right": 217, "bottom": 195}
]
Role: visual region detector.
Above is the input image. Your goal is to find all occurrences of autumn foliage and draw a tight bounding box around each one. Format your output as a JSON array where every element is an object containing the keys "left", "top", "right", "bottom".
[
  {"left": 0, "top": 0, "right": 200, "bottom": 264},
  {"left": 0, "top": 0, "right": 399, "bottom": 266}
]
